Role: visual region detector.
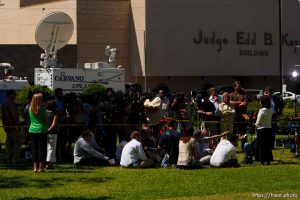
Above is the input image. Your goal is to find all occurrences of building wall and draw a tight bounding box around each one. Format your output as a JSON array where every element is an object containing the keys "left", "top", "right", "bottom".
[
  {"left": 20, "top": 0, "right": 65, "bottom": 7},
  {"left": 130, "top": 0, "right": 300, "bottom": 91},
  {"left": 130, "top": 0, "right": 146, "bottom": 77},
  {"left": 0, "top": 0, "right": 77, "bottom": 81},
  {"left": 1, "top": 0, "right": 300, "bottom": 91},
  {"left": 77, "top": 0, "right": 131, "bottom": 82},
  {"left": 0, "top": 0, "right": 132, "bottom": 82},
  {"left": 0, "top": 0, "right": 77, "bottom": 44},
  {"left": 136, "top": 76, "right": 280, "bottom": 92}
]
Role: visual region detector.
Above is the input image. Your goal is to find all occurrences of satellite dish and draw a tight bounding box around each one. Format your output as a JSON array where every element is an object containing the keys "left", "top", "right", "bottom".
[
  {"left": 35, "top": 12, "right": 73, "bottom": 68},
  {"left": 35, "top": 12, "right": 74, "bottom": 52}
]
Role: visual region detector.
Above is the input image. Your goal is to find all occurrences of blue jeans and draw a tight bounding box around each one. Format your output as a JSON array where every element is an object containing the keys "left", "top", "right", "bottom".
[{"left": 244, "top": 142, "right": 253, "bottom": 163}]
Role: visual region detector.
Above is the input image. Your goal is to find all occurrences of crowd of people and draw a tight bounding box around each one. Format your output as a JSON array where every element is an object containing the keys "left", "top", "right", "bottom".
[{"left": 1, "top": 80, "right": 291, "bottom": 172}]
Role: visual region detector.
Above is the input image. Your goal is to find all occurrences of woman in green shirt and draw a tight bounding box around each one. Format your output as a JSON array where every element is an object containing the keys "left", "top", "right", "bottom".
[{"left": 29, "top": 93, "right": 49, "bottom": 173}]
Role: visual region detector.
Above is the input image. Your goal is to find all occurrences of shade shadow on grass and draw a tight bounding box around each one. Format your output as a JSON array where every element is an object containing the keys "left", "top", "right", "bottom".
[
  {"left": 273, "top": 160, "right": 300, "bottom": 165},
  {"left": 16, "top": 197, "right": 112, "bottom": 200},
  {"left": 0, "top": 162, "right": 32, "bottom": 170},
  {"left": 0, "top": 176, "right": 27, "bottom": 189},
  {"left": 0, "top": 176, "right": 112, "bottom": 189}
]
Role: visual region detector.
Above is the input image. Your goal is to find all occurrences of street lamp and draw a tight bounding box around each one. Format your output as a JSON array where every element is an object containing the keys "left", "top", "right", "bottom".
[
  {"left": 291, "top": 69, "right": 299, "bottom": 116},
  {"left": 292, "top": 70, "right": 299, "bottom": 78}
]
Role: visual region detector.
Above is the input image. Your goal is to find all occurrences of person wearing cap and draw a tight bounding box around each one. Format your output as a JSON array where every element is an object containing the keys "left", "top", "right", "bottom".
[
  {"left": 194, "top": 130, "right": 229, "bottom": 165},
  {"left": 210, "top": 133, "right": 240, "bottom": 168}
]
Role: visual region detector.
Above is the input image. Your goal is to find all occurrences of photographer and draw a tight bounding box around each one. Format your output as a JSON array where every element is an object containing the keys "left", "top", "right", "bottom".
[
  {"left": 103, "top": 88, "right": 127, "bottom": 158},
  {"left": 169, "top": 92, "right": 192, "bottom": 132},
  {"left": 127, "top": 89, "right": 146, "bottom": 131},
  {"left": 143, "top": 89, "right": 163, "bottom": 139}
]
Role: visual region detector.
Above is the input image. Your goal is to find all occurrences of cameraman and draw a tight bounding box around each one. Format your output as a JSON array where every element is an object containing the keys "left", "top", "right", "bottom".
[
  {"left": 143, "top": 89, "right": 163, "bottom": 139},
  {"left": 103, "top": 88, "right": 127, "bottom": 159},
  {"left": 169, "top": 92, "right": 192, "bottom": 132}
]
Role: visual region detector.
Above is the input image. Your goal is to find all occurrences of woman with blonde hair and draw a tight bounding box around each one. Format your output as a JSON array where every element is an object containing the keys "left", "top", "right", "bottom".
[
  {"left": 218, "top": 92, "right": 235, "bottom": 133},
  {"left": 28, "top": 93, "right": 49, "bottom": 173}
]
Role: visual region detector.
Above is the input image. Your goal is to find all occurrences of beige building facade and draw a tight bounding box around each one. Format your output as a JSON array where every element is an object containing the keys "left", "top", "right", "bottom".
[
  {"left": 0, "top": 0, "right": 131, "bottom": 83},
  {"left": 131, "top": 0, "right": 300, "bottom": 91},
  {"left": 1, "top": 0, "right": 300, "bottom": 91}
]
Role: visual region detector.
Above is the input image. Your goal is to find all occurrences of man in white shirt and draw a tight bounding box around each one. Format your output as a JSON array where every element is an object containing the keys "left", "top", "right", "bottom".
[
  {"left": 73, "top": 130, "right": 115, "bottom": 166},
  {"left": 120, "top": 131, "right": 154, "bottom": 168},
  {"left": 143, "top": 90, "right": 163, "bottom": 140},
  {"left": 143, "top": 91, "right": 163, "bottom": 124},
  {"left": 210, "top": 134, "right": 240, "bottom": 168}
]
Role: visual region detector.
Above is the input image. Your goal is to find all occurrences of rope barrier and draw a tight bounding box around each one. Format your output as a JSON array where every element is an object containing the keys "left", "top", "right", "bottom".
[{"left": 0, "top": 119, "right": 282, "bottom": 128}]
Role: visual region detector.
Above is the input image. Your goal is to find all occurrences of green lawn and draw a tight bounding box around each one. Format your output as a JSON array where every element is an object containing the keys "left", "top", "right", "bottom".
[
  {"left": 0, "top": 161, "right": 299, "bottom": 199},
  {"left": 0, "top": 128, "right": 300, "bottom": 199}
]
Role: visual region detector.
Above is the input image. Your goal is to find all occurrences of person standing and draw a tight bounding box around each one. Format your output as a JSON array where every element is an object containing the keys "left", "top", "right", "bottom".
[
  {"left": 1, "top": 89, "right": 21, "bottom": 163},
  {"left": 263, "top": 86, "right": 283, "bottom": 149},
  {"left": 158, "top": 89, "right": 169, "bottom": 118},
  {"left": 218, "top": 92, "right": 235, "bottom": 133},
  {"left": 144, "top": 90, "right": 163, "bottom": 139},
  {"left": 46, "top": 97, "right": 58, "bottom": 170},
  {"left": 197, "top": 92, "right": 218, "bottom": 136},
  {"left": 28, "top": 93, "right": 49, "bottom": 173},
  {"left": 209, "top": 87, "right": 222, "bottom": 111},
  {"left": 230, "top": 81, "right": 248, "bottom": 150},
  {"left": 255, "top": 95, "right": 273, "bottom": 165},
  {"left": 54, "top": 88, "right": 68, "bottom": 162}
]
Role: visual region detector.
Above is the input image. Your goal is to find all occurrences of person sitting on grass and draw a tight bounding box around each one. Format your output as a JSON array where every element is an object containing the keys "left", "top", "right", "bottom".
[
  {"left": 193, "top": 130, "right": 229, "bottom": 165},
  {"left": 73, "top": 130, "right": 115, "bottom": 166},
  {"left": 158, "top": 120, "right": 181, "bottom": 167},
  {"left": 141, "top": 125, "right": 162, "bottom": 163},
  {"left": 115, "top": 132, "right": 130, "bottom": 164},
  {"left": 210, "top": 133, "right": 240, "bottom": 168},
  {"left": 243, "top": 138, "right": 257, "bottom": 164},
  {"left": 120, "top": 130, "right": 154, "bottom": 168},
  {"left": 176, "top": 127, "right": 202, "bottom": 170}
]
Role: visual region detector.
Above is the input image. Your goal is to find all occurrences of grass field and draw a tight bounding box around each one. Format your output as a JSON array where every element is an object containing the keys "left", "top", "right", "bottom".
[{"left": 0, "top": 129, "right": 300, "bottom": 199}]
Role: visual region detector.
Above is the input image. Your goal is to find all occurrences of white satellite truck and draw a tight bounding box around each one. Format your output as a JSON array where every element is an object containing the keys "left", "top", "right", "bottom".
[
  {"left": 34, "top": 12, "right": 125, "bottom": 93},
  {"left": 0, "top": 63, "right": 30, "bottom": 104}
]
